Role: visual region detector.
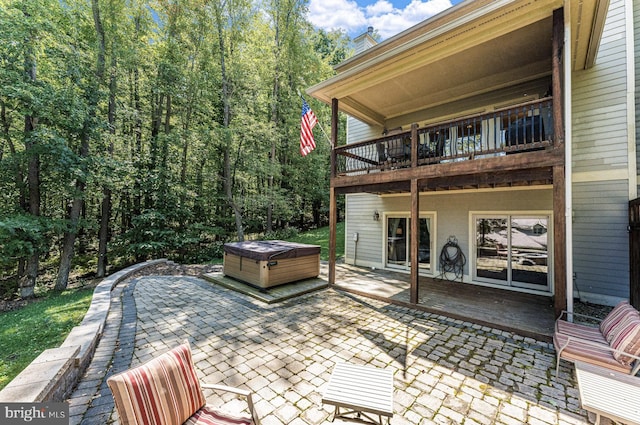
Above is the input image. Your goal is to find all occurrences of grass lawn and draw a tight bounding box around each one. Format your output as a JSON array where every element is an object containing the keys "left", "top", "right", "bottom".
[
  {"left": 0, "top": 288, "right": 94, "bottom": 390},
  {"left": 0, "top": 223, "right": 345, "bottom": 391},
  {"left": 287, "top": 222, "right": 345, "bottom": 261}
]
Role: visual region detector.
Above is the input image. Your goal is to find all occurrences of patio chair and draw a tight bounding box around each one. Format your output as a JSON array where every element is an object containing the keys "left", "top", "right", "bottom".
[
  {"left": 554, "top": 301, "right": 640, "bottom": 378},
  {"left": 107, "top": 341, "right": 260, "bottom": 425}
]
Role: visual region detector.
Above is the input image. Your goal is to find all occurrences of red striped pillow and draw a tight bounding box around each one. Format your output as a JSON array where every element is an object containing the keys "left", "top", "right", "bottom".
[
  {"left": 600, "top": 301, "right": 639, "bottom": 343},
  {"left": 185, "top": 405, "right": 252, "bottom": 425},
  {"left": 611, "top": 318, "right": 640, "bottom": 366},
  {"left": 107, "top": 342, "right": 206, "bottom": 425}
]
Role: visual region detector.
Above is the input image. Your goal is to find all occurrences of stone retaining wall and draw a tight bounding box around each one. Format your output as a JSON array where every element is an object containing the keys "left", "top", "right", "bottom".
[{"left": 0, "top": 259, "right": 167, "bottom": 403}]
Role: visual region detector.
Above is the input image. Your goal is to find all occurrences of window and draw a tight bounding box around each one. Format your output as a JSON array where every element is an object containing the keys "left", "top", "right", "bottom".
[{"left": 474, "top": 215, "right": 550, "bottom": 292}]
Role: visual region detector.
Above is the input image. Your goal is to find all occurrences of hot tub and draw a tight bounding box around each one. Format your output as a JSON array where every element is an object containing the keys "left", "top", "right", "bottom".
[{"left": 223, "top": 240, "right": 321, "bottom": 288}]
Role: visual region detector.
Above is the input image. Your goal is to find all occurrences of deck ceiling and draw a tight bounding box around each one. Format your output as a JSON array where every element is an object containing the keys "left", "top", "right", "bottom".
[{"left": 308, "top": 0, "right": 609, "bottom": 127}]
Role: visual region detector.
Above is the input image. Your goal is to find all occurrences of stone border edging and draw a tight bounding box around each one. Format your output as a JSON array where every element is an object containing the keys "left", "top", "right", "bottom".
[{"left": 0, "top": 259, "right": 168, "bottom": 403}]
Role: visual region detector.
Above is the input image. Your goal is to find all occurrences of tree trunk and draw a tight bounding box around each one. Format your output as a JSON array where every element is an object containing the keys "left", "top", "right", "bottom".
[
  {"left": 2, "top": 113, "right": 27, "bottom": 290},
  {"left": 97, "top": 53, "right": 117, "bottom": 278},
  {"left": 267, "top": 6, "right": 281, "bottom": 234},
  {"left": 22, "top": 112, "right": 39, "bottom": 298},
  {"left": 55, "top": 192, "right": 84, "bottom": 290},
  {"left": 20, "top": 12, "right": 40, "bottom": 298},
  {"left": 313, "top": 199, "right": 321, "bottom": 228},
  {"left": 97, "top": 188, "right": 111, "bottom": 277},
  {"left": 56, "top": 0, "right": 105, "bottom": 290},
  {"left": 180, "top": 88, "right": 193, "bottom": 209},
  {"left": 193, "top": 154, "right": 206, "bottom": 218},
  {"left": 158, "top": 94, "right": 171, "bottom": 199},
  {"left": 214, "top": 2, "right": 244, "bottom": 240},
  {"left": 133, "top": 62, "right": 142, "bottom": 217}
]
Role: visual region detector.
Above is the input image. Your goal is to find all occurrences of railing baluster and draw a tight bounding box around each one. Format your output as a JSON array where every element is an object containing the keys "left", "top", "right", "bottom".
[{"left": 335, "top": 97, "right": 554, "bottom": 175}]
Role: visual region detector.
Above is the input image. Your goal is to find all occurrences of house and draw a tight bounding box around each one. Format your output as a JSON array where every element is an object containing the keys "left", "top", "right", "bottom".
[{"left": 308, "top": 0, "right": 636, "bottom": 316}]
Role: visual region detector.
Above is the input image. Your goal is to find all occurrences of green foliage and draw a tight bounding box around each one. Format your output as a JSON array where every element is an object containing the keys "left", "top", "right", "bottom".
[
  {"left": 114, "top": 209, "right": 227, "bottom": 263},
  {"left": 313, "top": 29, "right": 352, "bottom": 66},
  {"left": 262, "top": 226, "right": 300, "bottom": 241},
  {"left": 0, "top": 215, "right": 53, "bottom": 269},
  {"left": 0, "top": 287, "right": 93, "bottom": 390},
  {"left": 0, "top": 0, "right": 349, "bottom": 291},
  {"left": 287, "top": 221, "right": 345, "bottom": 261}
]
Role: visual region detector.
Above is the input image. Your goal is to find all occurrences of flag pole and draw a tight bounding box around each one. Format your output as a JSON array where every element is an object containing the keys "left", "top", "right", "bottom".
[{"left": 298, "top": 90, "right": 334, "bottom": 148}]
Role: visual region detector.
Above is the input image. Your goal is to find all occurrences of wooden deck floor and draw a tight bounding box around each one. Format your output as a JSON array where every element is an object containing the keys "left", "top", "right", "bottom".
[{"left": 332, "top": 263, "right": 556, "bottom": 342}]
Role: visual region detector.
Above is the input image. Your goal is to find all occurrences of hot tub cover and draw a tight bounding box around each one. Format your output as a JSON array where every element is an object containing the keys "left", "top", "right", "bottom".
[{"left": 223, "top": 240, "right": 321, "bottom": 261}]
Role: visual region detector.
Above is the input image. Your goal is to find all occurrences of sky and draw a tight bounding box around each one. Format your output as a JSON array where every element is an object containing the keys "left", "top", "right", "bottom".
[{"left": 308, "top": 0, "right": 465, "bottom": 40}]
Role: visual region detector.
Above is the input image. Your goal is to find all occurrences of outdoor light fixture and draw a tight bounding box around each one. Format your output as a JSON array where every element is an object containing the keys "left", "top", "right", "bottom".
[{"left": 373, "top": 210, "right": 380, "bottom": 221}]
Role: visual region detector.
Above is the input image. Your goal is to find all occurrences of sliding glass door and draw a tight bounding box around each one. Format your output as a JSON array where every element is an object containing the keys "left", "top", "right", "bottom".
[
  {"left": 386, "top": 216, "right": 432, "bottom": 271},
  {"left": 474, "top": 215, "right": 550, "bottom": 292}
]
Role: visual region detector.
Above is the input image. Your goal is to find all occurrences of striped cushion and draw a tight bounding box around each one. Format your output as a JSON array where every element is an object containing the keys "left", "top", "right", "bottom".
[
  {"left": 611, "top": 319, "right": 640, "bottom": 366},
  {"left": 553, "top": 332, "right": 632, "bottom": 374},
  {"left": 600, "top": 301, "right": 639, "bottom": 343},
  {"left": 185, "top": 405, "right": 252, "bottom": 425},
  {"left": 107, "top": 342, "right": 206, "bottom": 425},
  {"left": 555, "top": 320, "right": 607, "bottom": 344}
]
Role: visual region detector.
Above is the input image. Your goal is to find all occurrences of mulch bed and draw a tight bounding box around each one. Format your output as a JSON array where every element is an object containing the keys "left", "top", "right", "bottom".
[{"left": 0, "top": 262, "right": 221, "bottom": 313}]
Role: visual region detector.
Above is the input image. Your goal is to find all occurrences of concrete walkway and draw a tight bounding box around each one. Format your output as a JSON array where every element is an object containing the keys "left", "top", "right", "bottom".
[{"left": 67, "top": 275, "right": 595, "bottom": 425}]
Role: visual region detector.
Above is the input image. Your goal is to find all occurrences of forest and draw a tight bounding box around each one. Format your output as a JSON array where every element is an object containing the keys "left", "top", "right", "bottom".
[{"left": 0, "top": 0, "right": 351, "bottom": 299}]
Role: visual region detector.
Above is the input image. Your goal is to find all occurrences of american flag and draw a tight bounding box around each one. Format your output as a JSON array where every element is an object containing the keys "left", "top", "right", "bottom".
[{"left": 300, "top": 99, "right": 318, "bottom": 156}]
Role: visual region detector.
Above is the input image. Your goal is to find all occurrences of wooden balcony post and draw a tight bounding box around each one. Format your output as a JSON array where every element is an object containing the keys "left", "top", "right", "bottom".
[
  {"left": 552, "top": 7, "right": 564, "bottom": 145},
  {"left": 331, "top": 98, "right": 338, "bottom": 178},
  {"left": 329, "top": 98, "right": 339, "bottom": 285},
  {"left": 410, "top": 178, "right": 419, "bottom": 303},
  {"left": 329, "top": 187, "right": 336, "bottom": 285},
  {"left": 552, "top": 7, "right": 566, "bottom": 316},
  {"left": 553, "top": 165, "right": 566, "bottom": 317},
  {"left": 411, "top": 123, "right": 418, "bottom": 168}
]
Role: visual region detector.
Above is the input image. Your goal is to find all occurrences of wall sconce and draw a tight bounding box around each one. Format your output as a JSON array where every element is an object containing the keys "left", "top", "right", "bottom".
[{"left": 373, "top": 210, "right": 380, "bottom": 221}]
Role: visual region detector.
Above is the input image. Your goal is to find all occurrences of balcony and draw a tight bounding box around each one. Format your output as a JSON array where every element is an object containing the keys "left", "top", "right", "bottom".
[{"left": 333, "top": 98, "right": 556, "bottom": 181}]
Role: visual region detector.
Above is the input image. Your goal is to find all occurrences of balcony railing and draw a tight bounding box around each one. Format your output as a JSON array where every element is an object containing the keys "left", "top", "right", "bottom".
[{"left": 335, "top": 98, "right": 554, "bottom": 176}]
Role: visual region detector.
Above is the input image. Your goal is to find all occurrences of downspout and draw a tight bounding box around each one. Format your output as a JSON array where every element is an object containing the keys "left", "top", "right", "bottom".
[
  {"left": 564, "top": 3, "right": 574, "bottom": 315},
  {"left": 625, "top": 0, "right": 637, "bottom": 200}
]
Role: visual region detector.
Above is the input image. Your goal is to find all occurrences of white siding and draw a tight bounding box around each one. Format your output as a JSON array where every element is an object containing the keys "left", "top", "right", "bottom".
[
  {"left": 346, "top": 30, "right": 383, "bottom": 145},
  {"left": 346, "top": 117, "right": 383, "bottom": 144},
  {"left": 345, "top": 193, "right": 385, "bottom": 267},
  {"left": 571, "top": 0, "right": 631, "bottom": 302},
  {"left": 572, "top": 0, "right": 629, "bottom": 174},
  {"left": 573, "top": 181, "right": 629, "bottom": 301},
  {"left": 354, "top": 34, "right": 376, "bottom": 54}
]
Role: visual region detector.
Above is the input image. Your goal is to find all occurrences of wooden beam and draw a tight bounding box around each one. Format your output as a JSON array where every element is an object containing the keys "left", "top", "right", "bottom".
[
  {"left": 329, "top": 98, "right": 339, "bottom": 285},
  {"left": 329, "top": 187, "right": 337, "bottom": 286},
  {"left": 411, "top": 124, "right": 418, "bottom": 169},
  {"left": 335, "top": 181, "right": 411, "bottom": 195},
  {"left": 552, "top": 8, "right": 564, "bottom": 145},
  {"left": 332, "top": 148, "right": 564, "bottom": 189},
  {"left": 419, "top": 168, "right": 553, "bottom": 191},
  {"left": 410, "top": 178, "right": 419, "bottom": 304},
  {"left": 331, "top": 98, "right": 339, "bottom": 178},
  {"left": 553, "top": 164, "right": 566, "bottom": 316},
  {"left": 334, "top": 166, "right": 554, "bottom": 195},
  {"left": 552, "top": 7, "right": 566, "bottom": 318}
]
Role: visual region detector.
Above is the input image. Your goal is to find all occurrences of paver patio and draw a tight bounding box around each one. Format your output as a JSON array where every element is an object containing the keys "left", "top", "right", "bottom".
[{"left": 68, "top": 274, "right": 597, "bottom": 425}]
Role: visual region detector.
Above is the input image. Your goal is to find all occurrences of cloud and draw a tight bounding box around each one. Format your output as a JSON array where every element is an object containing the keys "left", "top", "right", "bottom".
[
  {"left": 308, "top": 0, "right": 454, "bottom": 39},
  {"left": 307, "top": 0, "right": 367, "bottom": 34},
  {"left": 365, "top": 0, "right": 394, "bottom": 16}
]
